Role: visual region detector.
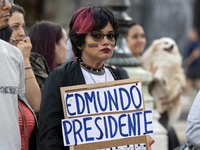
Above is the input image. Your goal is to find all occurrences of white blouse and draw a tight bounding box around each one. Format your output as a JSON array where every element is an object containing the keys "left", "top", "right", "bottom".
[{"left": 81, "top": 67, "right": 114, "bottom": 84}]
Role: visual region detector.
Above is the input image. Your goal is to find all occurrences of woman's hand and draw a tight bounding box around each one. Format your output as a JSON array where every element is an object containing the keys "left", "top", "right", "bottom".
[
  {"left": 147, "top": 135, "right": 155, "bottom": 149},
  {"left": 17, "top": 37, "right": 32, "bottom": 65}
]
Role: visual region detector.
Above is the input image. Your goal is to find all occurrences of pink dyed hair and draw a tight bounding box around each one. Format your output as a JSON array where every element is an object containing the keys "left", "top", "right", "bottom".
[{"left": 72, "top": 6, "right": 94, "bottom": 34}]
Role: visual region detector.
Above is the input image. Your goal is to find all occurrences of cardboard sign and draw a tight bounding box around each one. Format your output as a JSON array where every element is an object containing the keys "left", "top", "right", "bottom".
[{"left": 60, "top": 78, "right": 153, "bottom": 150}]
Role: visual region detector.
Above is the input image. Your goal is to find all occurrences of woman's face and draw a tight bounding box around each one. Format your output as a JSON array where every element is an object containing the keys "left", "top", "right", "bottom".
[
  {"left": 126, "top": 24, "right": 146, "bottom": 58},
  {"left": 81, "top": 22, "right": 116, "bottom": 67},
  {"left": 188, "top": 28, "right": 199, "bottom": 41},
  {"left": 8, "top": 11, "right": 25, "bottom": 46},
  {"left": 55, "top": 28, "right": 68, "bottom": 65}
]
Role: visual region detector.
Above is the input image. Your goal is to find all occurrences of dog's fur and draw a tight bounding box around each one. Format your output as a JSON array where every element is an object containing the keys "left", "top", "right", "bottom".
[{"left": 141, "top": 37, "right": 186, "bottom": 126}]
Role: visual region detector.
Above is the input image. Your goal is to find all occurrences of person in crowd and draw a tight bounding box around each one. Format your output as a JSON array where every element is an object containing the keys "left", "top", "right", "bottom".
[
  {"left": 1, "top": 24, "right": 38, "bottom": 150},
  {"left": 37, "top": 5, "right": 154, "bottom": 149},
  {"left": 8, "top": 4, "right": 41, "bottom": 113},
  {"left": 28, "top": 20, "right": 68, "bottom": 89},
  {"left": 0, "top": 0, "right": 25, "bottom": 149},
  {"left": 183, "top": 27, "right": 200, "bottom": 95},
  {"left": 126, "top": 21, "right": 146, "bottom": 60},
  {"left": 127, "top": 21, "right": 180, "bottom": 150},
  {"left": 9, "top": 7, "right": 67, "bottom": 149},
  {"left": 185, "top": 90, "right": 200, "bottom": 149},
  {"left": 7, "top": 4, "right": 38, "bottom": 150}
]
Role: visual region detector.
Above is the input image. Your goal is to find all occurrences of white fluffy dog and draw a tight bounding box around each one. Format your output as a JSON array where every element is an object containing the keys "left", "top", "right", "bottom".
[{"left": 141, "top": 37, "right": 186, "bottom": 125}]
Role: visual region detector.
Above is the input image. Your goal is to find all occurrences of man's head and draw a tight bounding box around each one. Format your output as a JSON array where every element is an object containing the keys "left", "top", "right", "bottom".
[{"left": 0, "top": 0, "right": 11, "bottom": 29}]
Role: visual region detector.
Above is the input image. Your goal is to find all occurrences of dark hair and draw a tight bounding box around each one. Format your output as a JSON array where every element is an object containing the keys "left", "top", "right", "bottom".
[
  {"left": 128, "top": 21, "right": 139, "bottom": 29},
  {"left": 69, "top": 5, "right": 119, "bottom": 58},
  {"left": 0, "top": 26, "right": 13, "bottom": 42},
  {"left": 28, "top": 21, "right": 63, "bottom": 71},
  {"left": 126, "top": 21, "right": 139, "bottom": 36},
  {"left": 9, "top": 4, "right": 25, "bottom": 16}
]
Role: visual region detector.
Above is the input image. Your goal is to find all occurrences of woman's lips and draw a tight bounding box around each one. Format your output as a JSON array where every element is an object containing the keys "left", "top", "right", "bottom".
[{"left": 101, "top": 48, "right": 111, "bottom": 53}]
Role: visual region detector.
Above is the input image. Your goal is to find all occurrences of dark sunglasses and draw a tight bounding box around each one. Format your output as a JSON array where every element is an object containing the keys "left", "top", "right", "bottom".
[{"left": 89, "top": 31, "right": 119, "bottom": 43}]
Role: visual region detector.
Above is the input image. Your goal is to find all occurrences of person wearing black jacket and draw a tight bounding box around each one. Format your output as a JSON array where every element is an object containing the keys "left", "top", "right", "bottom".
[
  {"left": 37, "top": 5, "right": 156, "bottom": 150},
  {"left": 37, "top": 5, "right": 128, "bottom": 150}
]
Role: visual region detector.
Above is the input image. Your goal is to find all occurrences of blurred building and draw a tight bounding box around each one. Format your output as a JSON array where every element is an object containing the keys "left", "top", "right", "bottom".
[{"left": 15, "top": 0, "right": 195, "bottom": 53}]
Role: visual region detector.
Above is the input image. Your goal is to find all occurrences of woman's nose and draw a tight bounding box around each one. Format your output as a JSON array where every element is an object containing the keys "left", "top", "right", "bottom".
[
  {"left": 101, "top": 35, "right": 110, "bottom": 45},
  {"left": 19, "top": 27, "right": 25, "bottom": 37}
]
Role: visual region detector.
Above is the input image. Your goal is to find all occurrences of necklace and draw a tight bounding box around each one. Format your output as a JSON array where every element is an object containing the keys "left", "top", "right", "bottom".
[
  {"left": 87, "top": 71, "right": 107, "bottom": 83},
  {"left": 79, "top": 58, "right": 105, "bottom": 75}
]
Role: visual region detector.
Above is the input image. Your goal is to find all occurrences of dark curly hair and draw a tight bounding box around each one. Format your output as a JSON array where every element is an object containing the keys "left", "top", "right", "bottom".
[{"left": 69, "top": 5, "right": 119, "bottom": 58}]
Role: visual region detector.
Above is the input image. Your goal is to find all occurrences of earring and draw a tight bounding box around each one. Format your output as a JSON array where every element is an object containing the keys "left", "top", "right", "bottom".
[{"left": 77, "top": 46, "right": 83, "bottom": 50}]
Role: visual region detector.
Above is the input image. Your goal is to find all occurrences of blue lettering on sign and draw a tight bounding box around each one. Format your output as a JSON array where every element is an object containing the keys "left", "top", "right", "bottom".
[
  {"left": 84, "top": 91, "right": 98, "bottom": 114},
  {"left": 95, "top": 117, "right": 103, "bottom": 140},
  {"left": 62, "top": 110, "right": 153, "bottom": 146},
  {"left": 97, "top": 91, "right": 108, "bottom": 111},
  {"left": 73, "top": 119, "right": 83, "bottom": 144},
  {"left": 135, "top": 112, "right": 142, "bottom": 135},
  {"left": 75, "top": 93, "right": 85, "bottom": 115},
  {"left": 119, "top": 88, "right": 131, "bottom": 111},
  {"left": 107, "top": 89, "right": 119, "bottom": 111},
  {"left": 144, "top": 110, "right": 153, "bottom": 134},
  {"left": 83, "top": 117, "right": 94, "bottom": 141},
  {"left": 127, "top": 113, "right": 136, "bottom": 136},
  {"left": 66, "top": 94, "right": 76, "bottom": 116},
  {"left": 62, "top": 120, "right": 72, "bottom": 145},
  {"left": 65, "top": 84, "right": 143, "bottom": 117},
  {"left": 130, "top": 85, "right": 142, "bottom": 109},
  {"left": 103, "top": 116, "right": 109, "bottom": 138},
  {"left": 119, "top": 114, "right": 128, "bottom": 137},
  {"left": 108, "top": 115, "right": 118, "bottom": 138}
]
